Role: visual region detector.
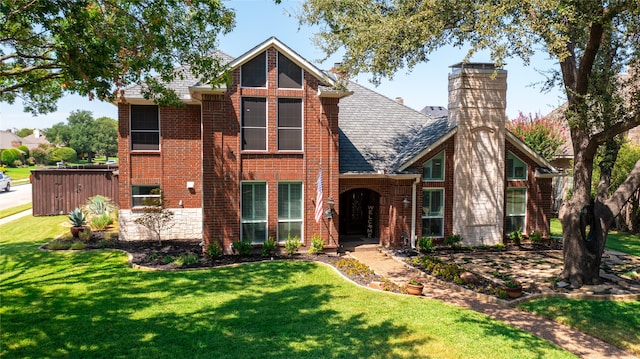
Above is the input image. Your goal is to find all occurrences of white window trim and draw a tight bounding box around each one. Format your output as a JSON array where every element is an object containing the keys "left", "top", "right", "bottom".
[
  {"left": 240, "top": 52, "right": 268, "bottom": 89},
  {"left": 130, "top": 105, "right": 161, "bottom": 152},
  {"left": 507, "top": 152, "right": 528, "bottom": 181},
  {"left": 241, "top": 97, "right": 269, "bottom": 152},
  {"left": 276, "top": 98, "right": 304, "bottom": 153},
  {"left": 240, "top": 181, "right": 268, "bottom": 244},
  {"left": 421, "top": 187, "right": 445, "bottom": 237},
  {"left": 277, "top": 181, "right": 304, "bottom": 242},
  {"left": 506, "top": 187, "right": 527, "bottom": 233},
  {"left": 276, "top": 51, "right": 304, "bottom": 89},
  {"left": 423, "top": 151, "right": 445, "bottom": 182}
]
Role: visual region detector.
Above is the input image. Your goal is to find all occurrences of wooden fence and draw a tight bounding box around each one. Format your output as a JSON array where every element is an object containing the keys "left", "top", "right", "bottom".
[{"left": 31, "top": 166, "right": 119, "bottom": 216}]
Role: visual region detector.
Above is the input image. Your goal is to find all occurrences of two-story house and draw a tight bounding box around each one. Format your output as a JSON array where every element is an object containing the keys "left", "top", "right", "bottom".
[{"left": 116, "top": 37, "right": 559, "bottom": 252}]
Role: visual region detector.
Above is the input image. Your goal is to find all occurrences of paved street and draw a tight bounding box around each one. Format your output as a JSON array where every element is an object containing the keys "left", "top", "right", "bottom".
[{"left": 0, "top": 183, "right": 32, "bottom": 210}]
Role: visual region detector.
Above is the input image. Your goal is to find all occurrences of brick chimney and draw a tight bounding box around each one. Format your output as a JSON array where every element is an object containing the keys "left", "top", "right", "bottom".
[
  {"left": 448, "top": 62, "right": 507, "bottom": 245},
  {"left": 395, "top": 97, "right": 404, "bottom": 105}
]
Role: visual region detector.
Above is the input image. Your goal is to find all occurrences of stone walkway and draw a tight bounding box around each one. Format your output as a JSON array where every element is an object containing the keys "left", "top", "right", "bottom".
[{"left": 348, "top": 247, "right": 639, "bottom": 359}]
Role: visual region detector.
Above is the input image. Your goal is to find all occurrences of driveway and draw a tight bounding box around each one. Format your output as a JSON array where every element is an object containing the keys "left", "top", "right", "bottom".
[{"left": 0, "top": 183, "right": 32, "bottom": 210}]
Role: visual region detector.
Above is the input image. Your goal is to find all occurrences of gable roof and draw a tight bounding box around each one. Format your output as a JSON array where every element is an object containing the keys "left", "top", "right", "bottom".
[
  {"left": 339, "top": 81, "right": 452, "bottom": 174},
  {"left": 0, "top": 130, "right": 23, "bottom": 150}
]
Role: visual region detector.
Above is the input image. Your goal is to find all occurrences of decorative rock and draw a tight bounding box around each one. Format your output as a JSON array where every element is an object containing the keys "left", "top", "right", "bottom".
[
  {"left": 460, "top": 271, "right": 478, "bottom": 284},
  {"left": 556, "top": 281, "right": 570, "bottom": 288},
  {"left": 369, "top": 281, "right": 383, "bottom": 290}
]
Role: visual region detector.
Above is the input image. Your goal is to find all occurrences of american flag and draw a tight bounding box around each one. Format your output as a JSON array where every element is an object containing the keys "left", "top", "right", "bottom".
[{"left": 314, "top": 169, "right": 323, "bottom": 223}]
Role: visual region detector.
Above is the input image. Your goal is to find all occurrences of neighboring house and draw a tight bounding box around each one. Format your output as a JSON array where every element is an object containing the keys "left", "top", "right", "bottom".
[
  {"left": 0, "top": 130, "right": 23, "bottom": 150},
  {"left": 21, "top": 129, "right": 50, "bottom": 150},
  {"left": 115, "top": 37, "right": 559, "bottom": 252}
]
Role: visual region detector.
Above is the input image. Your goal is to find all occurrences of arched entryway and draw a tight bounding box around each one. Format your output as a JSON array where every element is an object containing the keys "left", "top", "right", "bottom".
[{"left": 340, "top": 188, "right": 380, "bottom": 241}]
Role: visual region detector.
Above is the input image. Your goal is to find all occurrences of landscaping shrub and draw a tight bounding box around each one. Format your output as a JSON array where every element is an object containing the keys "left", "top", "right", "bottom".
[
  {"left": 307, "top": 234, "right": 324, "bottom": 255},
  {"left": 417, "top": 237, "right": 435, "bottom": 253},
  {"left": 284, "top": 234, "right": 302, "bottom": 256},
  {"left": 206, "top": 242, "right": 223, "bottom": 258},
  {"left": 78, "top": 227, "right": 92, "bottom": 241},
  {"left": 1, "top": 148, "right": 21, "bottom": 167},
  {"left": 530, "top": 230, "right": 543, "bottom": 243},
  {"left": 50, "top": 147, "right": 77, "bottom": 163},
  {"left": 17, "top": 145, "right": 29, "bottom": 158},
  {"left": 69, "top": 241, "right": 86, "bottom": 250},
  {"left": 261, "top": 237, "right": 277, "bottom": 257},
  {"left": 47, "top": 239, "right": 72, "bottom": 250},
  {"left": 85, "top": 195, "right": 116, "bottom": 217},
  {"left": 444, "top": 233, "right": 463, "bottom": 248},
  {"left": 174, "top": 253, "right": 199, "bottom": 267},
  {"left": 510, "top": 230, "right": 523, "bottom": 245},
  {"left": 232, "top": 238, "right": 253, "bottom": 256},
  {"left": 91, "top": 213, "right": 113, "bottom": 231}
]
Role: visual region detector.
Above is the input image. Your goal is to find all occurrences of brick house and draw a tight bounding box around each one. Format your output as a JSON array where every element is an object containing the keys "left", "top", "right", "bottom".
[{"left": 116, "top": 37, "right": 559, "bottom": 252}]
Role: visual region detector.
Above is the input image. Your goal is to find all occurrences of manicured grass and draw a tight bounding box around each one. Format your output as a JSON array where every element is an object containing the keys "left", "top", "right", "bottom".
[
  {"left": 519, "top": 298, "right": 640, "bottom": 356},
  {"left": 550, "top": 218, "right": 640, "bottom": 256},
  {"left": 3, "top": 166, "right": 34, "bottom": 181},
  {"left": 1, "top": 216, "right": 576, "bottom": 359},
  {"left": 0, "top": 203, "right": 32, "bottom": 219}
]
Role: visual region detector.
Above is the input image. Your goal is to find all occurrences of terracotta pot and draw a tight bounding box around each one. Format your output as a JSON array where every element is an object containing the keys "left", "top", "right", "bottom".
[
  {"left": 406, "top": 283, "right": 424, "bottom": 295},
  {"left": 70, "top": 226, "right": 85, "bottom": 238},
  {"left": 504, "top": 286, "right": 523, "bottom": 298}
]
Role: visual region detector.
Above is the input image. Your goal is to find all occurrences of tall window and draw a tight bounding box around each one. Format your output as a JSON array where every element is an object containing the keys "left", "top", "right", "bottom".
[
  {"left": 423, "top": 151, "right": 445, "bottom": 181},
  {"left": 132, "top": 185, "right": 160, "bottom": 207},
  {"left": 507, "top": 152, "right": 527, "bottom": 180},
  {"left": 278, "top": 182, "right": 303, "bottom": 241},
  {"left": 130, "top": 105, "right": 159, "bottom": 151},
  {"left": 242, "top": 97, "right": 267, "bottom": 151},
  {"left": 277, "top": 98, "right": 302, "bottom": 151},
  {"left": 241, "top": 52, "right": 266, "bottom": 87},
  {"left": 422, "top": 189, "right": 444, "bottom": 237},
  {"left": 278, "top": 53, "right": 302, "bottom": 88},
  {"left": 506, "top": 188, "right": 526, "bottom": 233},
  {"left": 241, "top": 182, "right": 267, "bottom": 243}
]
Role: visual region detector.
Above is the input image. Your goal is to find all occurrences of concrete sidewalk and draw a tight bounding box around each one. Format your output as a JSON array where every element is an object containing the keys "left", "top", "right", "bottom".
[
  {"left": 0, "top": 209, "right": 32, "bottom": 226},
  {"left": 348, "top": 248, "right": 638, "bottom": 359}
]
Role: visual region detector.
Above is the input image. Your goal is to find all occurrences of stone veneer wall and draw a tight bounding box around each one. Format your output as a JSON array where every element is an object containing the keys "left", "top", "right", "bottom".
[
  {"left": 118, "top": 208, "right": 203, "bottom": 241},
  {"left": 448, "top": 65, "right": 507, "bottom": 246}
]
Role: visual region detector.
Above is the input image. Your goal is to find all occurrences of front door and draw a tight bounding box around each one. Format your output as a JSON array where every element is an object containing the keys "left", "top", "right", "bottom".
[{"left": 340, "top": 189, "right": 378, "bottom": 238}]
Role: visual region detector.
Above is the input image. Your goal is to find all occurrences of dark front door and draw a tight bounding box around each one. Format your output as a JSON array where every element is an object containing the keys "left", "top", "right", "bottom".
[{"left": 341, "top": 189, "right": 378, "bottom": 238}]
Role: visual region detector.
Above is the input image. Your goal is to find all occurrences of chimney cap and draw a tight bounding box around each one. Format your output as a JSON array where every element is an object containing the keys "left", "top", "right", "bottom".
[{"left": 449, "top": 62, "right": 502, "bottom": 70}]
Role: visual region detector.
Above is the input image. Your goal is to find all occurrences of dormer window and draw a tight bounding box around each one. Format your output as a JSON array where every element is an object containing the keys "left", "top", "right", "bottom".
[
  {"left": 241, "top": 52, "right": 266, "bottom": 88},
  {"left": 423, "top": 151, "right": 445, "bottom": 181},
  {"left": 278, "top": 52, "right": 302, "bottom": 88},
  {"left": 507, "top": 152, "right": 527, "bottom": 180}
]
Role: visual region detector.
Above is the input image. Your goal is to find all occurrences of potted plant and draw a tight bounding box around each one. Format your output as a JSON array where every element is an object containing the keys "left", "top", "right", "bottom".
[
  {"left": 503, "top": 279, "right": 523, "bottom": 298},
  {"left": 68, "top": 207, "right": 87, "bottom": 238},
  {"left": 406, "top": 278, "right": 425, "bottom": 295}
]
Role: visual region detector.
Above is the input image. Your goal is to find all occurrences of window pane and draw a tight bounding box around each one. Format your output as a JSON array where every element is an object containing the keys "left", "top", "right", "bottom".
[
  {"left": 242, "top": 128, "right": 266, "bottom": 151},
  {"left": 241, "top": 183, "right": 266, "bottom": 220},
  {"left": 506, "top": 188, "right": 526, "bottom": 215},
  {"left": 242, "top": 98, "right": 266, "bottom": 127},
  {"left": 278, "top": 53, "right": 302, "bottom": 88},
  {"left": 278, "top": 129, "right": 302, "bottom": 150},
  {"left": 243, "top": 222, "right": 267, "bottom": 244},
  {"left": 278, "top": 98, "right": 302, "bottom": 127},
  {"left": 131, "top": 105, "right": 159, "bottom": 130},
  {"left": 423, "top": 152, "right": 444, "bottom": 180},
  {"left": 278, "top": 183, "right": 302, "bottom": 219},
  {"left": 131, "top": 132, "right": 160, "bottom": 151},
  {"left": 507, "top": 153, "right": 527, "bottom": 180},
  {"left": 423, "top": 189, "right": 443, "bottom": 216},
  {"left": 241, "top": 52, "right": 266, "bottom": 87},
  {"left": 422, "top": 218, "right": 443, "bottom": 237},
  {"left": 506, "top": 216, "right": 525, "bottom": 233},
  {"left": 278, "top": 222, "right": 302, "bottom": 242}
]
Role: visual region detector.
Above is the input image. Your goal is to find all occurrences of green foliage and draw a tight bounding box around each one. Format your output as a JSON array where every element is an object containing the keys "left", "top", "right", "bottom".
[
  {"left": 206, "top": 242, "right": 223, "bottom": 258},
  {"left": 284, "top": 234, "right": 302, "bottom": 256},
  {"left": 174, "top": 253, "right": 199, "bottom": 267},
  {"left": 15, "top": 128, "right": 33, "bottom": 138},
  {"left": 1, "top": 148, "right": 22, "bottom": 167},
  {"left": 334, "top": 258, "right": 375, "bottom": 280},
  {"left": 504, "top": 280, "right": 521, "bottom": 289},
  {"left": 529, "top": 230, "right": 543, "bottom": 244},
  {"left": 90, "top": 214, "right": 113, "bottom": 231},
  {"left": 592, "top": 141, "right": 640, "bottom": 196},
  {"left": 509, "top": 230, "right": 523, "bottom": 245},
  {"left": 69, "top": 241, "right": 86, "bottom": 250},
  {"left": 163, "top": 255, "right": 174, "bottom": 264},
  {"left": 17, "top": 145, "right": 29, "bottom": 158},
  {"left": 68, "top": 208, "right": 87, "bottom": 227},
  {"left": 49, "top": 146, "right": 77, "bottom": 163},
  {"left": 78, "top": 227, "right": 92, "bottom": 241},
  {"left": 417, "top": 237, "right": 435, "bottom": 254},
  {"left": 232, "top": 238, "right": 253, "bottom": 256},
  {"left": 84, "top": 195, "right": 116, "bottom": 217},
  {"left": 47, "top": 238, "right": 72, "bottom": 250},
  {"left": 30, "top": 145, "right": 48, "bottom": 165},
  {"left": 1, "top": 0, "right": 235, "bottom": 114},
  {"left": 307, "top": 234, "right": 324, "bottom": 255},
  {"left": 507, "top": 112, "right": 567, "bottom": 161},
  {"left": 444, "top": 234, "right": 463, "bottom": 248},
  {"left": 261, "top": 237, "right": 277, "bottom": 257}
]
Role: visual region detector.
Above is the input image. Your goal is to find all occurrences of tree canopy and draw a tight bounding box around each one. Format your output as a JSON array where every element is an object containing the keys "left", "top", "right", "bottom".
[
  {"left": 45, "top": 110, "right": 117, "bottom": 161},
  {"left": 300, "top": 0, "right": 640, "bottom": 286},
  {"left": 1, "top": 0, "right": 235, "bottom": 114}
]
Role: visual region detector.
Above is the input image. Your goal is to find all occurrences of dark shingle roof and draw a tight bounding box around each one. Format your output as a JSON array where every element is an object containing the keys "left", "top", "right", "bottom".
[{"left": 339, "top": 82, "right": 452, "bottom": 174}]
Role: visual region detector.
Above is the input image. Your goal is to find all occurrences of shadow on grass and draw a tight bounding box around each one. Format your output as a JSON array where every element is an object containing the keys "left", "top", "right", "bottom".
[{"left": 2, "top": 242, "right": 423, "bottom": 358}]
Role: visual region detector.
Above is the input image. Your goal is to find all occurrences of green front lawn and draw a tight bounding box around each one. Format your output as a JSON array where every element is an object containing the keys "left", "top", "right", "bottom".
[
  {"left": 0, "top": 203, "right": 32, "bottom": 219},
  {"left": 550, "top": 218, "right": 640, "bottom": 256},
  {"left": 2, "top": 166, "right": 34, "bottom": 181},
  {"left": 1, "top": 216, "right": 576, "bottom": 359},
  {"left": 519, "top": 298, "right": 640, "bottom": 356}
]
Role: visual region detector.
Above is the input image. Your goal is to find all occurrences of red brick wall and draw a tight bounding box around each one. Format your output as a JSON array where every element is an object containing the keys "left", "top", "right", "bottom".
[
  {"left": 505, "top": 142, "right": 553, "bottom": 237},
  {"left": 117, "top": 104, "right": 202, "bottom": 211}
]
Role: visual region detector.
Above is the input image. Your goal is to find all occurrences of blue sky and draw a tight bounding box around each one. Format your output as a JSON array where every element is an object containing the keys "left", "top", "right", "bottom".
[{"left": 0, "top": 0, "right": 566, "bottom": 131}]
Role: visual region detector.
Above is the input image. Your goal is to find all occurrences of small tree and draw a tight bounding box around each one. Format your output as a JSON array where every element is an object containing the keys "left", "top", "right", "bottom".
[
  {"left": 134, "top": 188, "right": 174, "bottom": 243},
  {"left": 506, "top": 112, "right": 567, "bottom": 162}
]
